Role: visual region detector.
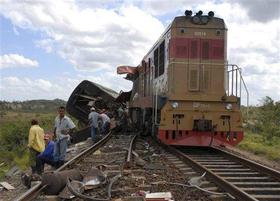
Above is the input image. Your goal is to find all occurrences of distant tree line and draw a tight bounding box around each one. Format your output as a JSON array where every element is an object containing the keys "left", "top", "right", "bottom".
[
  {"left": 242, "top": 96, "right": 280, "bottom": 142},
  {"left": 0, "top": 99, "right": 66, "bottom": 113}
]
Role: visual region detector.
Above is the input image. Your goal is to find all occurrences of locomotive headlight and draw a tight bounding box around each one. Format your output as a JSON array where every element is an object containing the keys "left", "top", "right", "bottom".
[
  {"left": 172, "top": 102, "right": 179, "bottom": 109},
  {"left": 192, "top": 16, "right": 200, "bottom": 24},
  {"left": 225, "top": 103, "right": 233, "bottom": 110},
  {"left": 201, "top": 16, "right": 209, "bottom": 24}
]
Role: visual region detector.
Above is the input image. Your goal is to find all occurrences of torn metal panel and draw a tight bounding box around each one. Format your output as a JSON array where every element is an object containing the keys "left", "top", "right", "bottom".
[
  {"left": 115, "top": 91, "right": 132, "bottom": 103},
  {"left": 66, "top": 80, "right": 118, "bottom": 124},
  {"left": 83, "top": 167, "right": 107, "bottom": 190},
  {"left": 117, "top": 65, "right": 138, "bottom": 74}
]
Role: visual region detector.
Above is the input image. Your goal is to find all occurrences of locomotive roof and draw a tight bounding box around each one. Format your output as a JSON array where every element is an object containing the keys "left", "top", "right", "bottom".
[{"left": 172, "top": 15, "right": 227, "bottom": 29}]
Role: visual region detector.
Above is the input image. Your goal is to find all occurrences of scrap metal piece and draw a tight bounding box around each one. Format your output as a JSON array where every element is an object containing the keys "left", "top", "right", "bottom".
[
  {"left": 67, "top": 178, "right": 109, "bottom": 201},
  {"left": 83, "top": 167, "right": 107, "bottom": 190},
  {"left": 59, "top": 180, "right": 84, "bottom": 199},
  {"left": 188, "top": 172, "right": 206, "bottom": 187},
  {"left": 107, "top": 173, "right": 122, "bottom": 199}
]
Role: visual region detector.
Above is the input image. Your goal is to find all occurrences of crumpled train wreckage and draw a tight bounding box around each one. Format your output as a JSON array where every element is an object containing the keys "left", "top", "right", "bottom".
[{"left": 66, "top": 80, "right": 120, "bottom": 143}]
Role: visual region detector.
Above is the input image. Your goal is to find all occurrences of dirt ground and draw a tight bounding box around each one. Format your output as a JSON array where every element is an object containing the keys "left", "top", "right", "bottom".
[{"left": 222, "top": 145, "right": 280, "bottom": 171}]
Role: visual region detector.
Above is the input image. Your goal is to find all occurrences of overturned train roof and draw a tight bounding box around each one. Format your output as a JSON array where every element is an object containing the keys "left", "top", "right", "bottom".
[{"left": 66, "top": 80, "right": 119, "bottom": 123}]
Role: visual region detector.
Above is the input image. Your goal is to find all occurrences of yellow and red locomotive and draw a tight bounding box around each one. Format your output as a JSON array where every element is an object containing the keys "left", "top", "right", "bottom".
[{"left": 117, "top": 10, "right": 246, "bottom": 147}]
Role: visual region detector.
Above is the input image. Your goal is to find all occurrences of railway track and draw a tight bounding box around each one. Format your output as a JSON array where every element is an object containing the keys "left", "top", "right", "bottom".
[
  {"left": 169, "top": 146, "right": 280, "bottom": 201},
  {"left": 16, "top": 132, "right": 280, "bottom": 201},
  {"left": 17, "top": 132, "right": 213, "bottom": 201}
]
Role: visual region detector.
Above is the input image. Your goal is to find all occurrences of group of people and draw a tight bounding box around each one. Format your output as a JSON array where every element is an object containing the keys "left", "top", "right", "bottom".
[
  {"left": 27, "top": 106, "right": 111, "bottom": 176},
  {"left": 27, "top": 106, "right": 76, "bottom": 175},
  {"left": 88, "top": 107, "right": 111, "bottom": 141}
]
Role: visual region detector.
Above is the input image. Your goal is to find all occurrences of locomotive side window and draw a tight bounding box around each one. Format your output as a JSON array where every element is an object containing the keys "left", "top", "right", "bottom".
[
  {"left": 154, "top": 48, "right": 159, "bottom": 78},
  {"left": 148, "top": 58, "right": 151, "bottom": 95},
  {"left": 143, "top": 61, "right": 147, "bottom": 97},
  {"left": 159, "top": 40, "right": 165, "bottom": 76},
  {"left": 154, "top": 40, "right": 165, "bottom": 78}
]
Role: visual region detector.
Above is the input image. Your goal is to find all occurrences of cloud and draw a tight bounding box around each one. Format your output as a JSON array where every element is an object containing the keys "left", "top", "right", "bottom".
[
  {"left": 0, "top": 72, "right": 132, "bottom": 101},
  {"left": 0, "top": 1, "right": 164, "bottom": 71},
  {"left": 0, "top": 54, "right": 38, "bottom": 69},
  {"left": 0, "top": 76, "right": 73, "bottom": 101},
  {"left": 233, "top": 0, "right": 280, "bottom": 22}
]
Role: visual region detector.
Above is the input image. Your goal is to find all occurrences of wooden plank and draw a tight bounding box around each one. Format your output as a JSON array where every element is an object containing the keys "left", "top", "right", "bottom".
[{"left": 0, "top": 182, "right": 15, "bottom": 190}]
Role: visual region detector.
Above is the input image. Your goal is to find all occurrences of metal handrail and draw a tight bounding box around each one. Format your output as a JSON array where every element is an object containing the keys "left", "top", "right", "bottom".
[{"left": 227, "top": 64, "right": 250, "bottom": 116}]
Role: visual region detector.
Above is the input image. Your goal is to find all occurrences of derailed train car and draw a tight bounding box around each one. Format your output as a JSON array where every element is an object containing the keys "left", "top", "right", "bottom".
[
  {"left": 116, "top": 10, "right": 248, "bottom": 147},
  {"left": 66, "top": 80, "right": 119, "bottom": 142}
]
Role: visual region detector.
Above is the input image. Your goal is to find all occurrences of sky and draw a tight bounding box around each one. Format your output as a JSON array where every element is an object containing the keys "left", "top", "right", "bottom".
[{"left": 0, "top": 0, "right": 279, "bottom": 105}]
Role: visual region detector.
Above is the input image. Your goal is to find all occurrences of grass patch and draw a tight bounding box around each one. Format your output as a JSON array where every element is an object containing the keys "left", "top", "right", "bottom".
[{"left": 238, "top": 132, "right": 280, "bottom": 161}]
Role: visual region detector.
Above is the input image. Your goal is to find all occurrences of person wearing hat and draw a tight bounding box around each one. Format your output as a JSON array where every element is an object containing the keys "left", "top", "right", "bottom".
[
  {"left": 88, "top": 107, "right": 99, "bottom": 142},
  {"left": 35, "top": 133, "right": 56, "bottom": 174}
]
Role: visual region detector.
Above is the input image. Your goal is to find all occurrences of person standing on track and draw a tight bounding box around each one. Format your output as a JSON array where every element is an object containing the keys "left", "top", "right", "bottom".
[
  {"left": 53, "top": 106, "right": 76, "bottom": 167},
  {"left": 100, "top": 109, "right": 111, "bottom": 135},
  {"left": 88, "top": 107, "right": 99, "bottom": 142}
]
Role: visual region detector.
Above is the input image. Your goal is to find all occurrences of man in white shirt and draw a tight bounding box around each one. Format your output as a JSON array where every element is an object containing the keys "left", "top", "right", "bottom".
[{"left": 53, "top": 106, "right": 76, "bottom": 167}]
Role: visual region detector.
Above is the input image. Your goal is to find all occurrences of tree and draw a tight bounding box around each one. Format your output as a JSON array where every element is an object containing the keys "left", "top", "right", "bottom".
[{"left": 257, "top": 96, "right": 280, "bottom": 142}]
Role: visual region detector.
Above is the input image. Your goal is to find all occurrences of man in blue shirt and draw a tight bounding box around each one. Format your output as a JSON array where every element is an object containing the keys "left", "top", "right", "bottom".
[
  {"left": 36, "top": 134, "right": 56, "bottom": 174},
  {"left": 88, "top": 107, "right": 99, "bottom": 142}
]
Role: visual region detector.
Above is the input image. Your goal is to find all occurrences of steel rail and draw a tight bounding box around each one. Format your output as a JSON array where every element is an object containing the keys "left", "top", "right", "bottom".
[
  {"left": 213, "top": 147, "right": 280, "bottom": 181},
  {"left": 167, "top": 146, "right": 259, "bottom": 201},
  {"left": 16, "top": 132, "right": 113, "bottom": 201},
  {"left": 125, "top": 135, "right": 137, "bottom": 167}
]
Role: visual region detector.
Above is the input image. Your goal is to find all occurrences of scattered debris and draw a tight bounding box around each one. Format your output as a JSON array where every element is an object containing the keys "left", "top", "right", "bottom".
[
  {"left": 45, "top": 195, "right": 60, "bottom": 201},
  {"left": 0, "top": 181, "right": 15, "bottom": 190},
  {"left": 188, "top": 172, "right": 206, "bottom": 186},
  {"left": 94, "top": 149, "right": 102, "bottom": 155},
  {"left": 145, "top": 192, "right": 174, "bottom": 201},
  {"left": 83, "top": 167, "right": 107, "bottom": 190}
]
